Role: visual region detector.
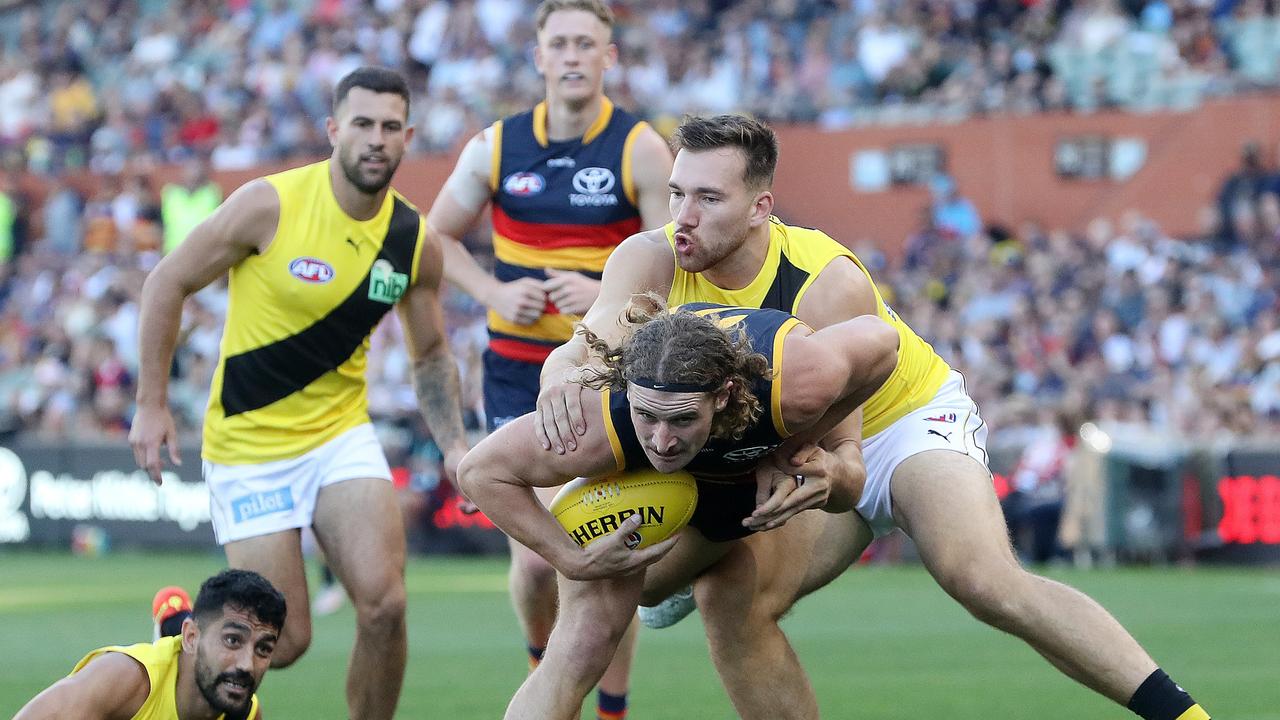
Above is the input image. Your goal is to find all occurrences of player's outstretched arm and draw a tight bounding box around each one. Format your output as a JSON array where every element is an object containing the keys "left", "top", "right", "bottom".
[
  {"left": 535, "top": 231, "right": 674, "bottom": 452},
  {"left": 747, "top": 409, "right": 865, "bottom": 532},
  {"left": 13, "top": 653, "right": 151, "bottom": 720},
  {"left": 397, "top": 227, "right": 470, "bottom": 482},
  {"left": 747, "top": 315, "right": 899, "bottom": 530},
  {"left": 459, "top": 411, "right": 675, "bottom": 581},
  {"left": 130, "top": 180, "right": 278, "bottom": 486},
  {"left": 786, "top": 315, "right": 900, "bottom": 444},
  {"left": 740, "top": 254, "right": 894, "bottom": 527},
  {"left": 428, "top": 126, "right": 545, "bottom": 326}
]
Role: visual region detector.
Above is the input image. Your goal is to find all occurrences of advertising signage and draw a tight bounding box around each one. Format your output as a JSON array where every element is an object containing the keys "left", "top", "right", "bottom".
[{"left": 0, "top": 443, "right": 215, "bottom": 549}]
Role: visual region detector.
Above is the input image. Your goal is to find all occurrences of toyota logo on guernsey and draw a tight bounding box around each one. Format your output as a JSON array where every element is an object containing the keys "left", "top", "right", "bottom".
[
  {"left": 570, "top": 167, "right": 618, "bottom": 207},
  {"left": 289, "top": 257, "right": 334, "bottom": 283},
  {"left": 504, "top": 172, "right": 546, "bottom": 197}
]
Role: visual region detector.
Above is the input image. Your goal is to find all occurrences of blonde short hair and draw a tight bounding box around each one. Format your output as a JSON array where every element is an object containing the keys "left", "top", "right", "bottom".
[{"left": 535, "top": 0, "right": 615, "bottom": 33}]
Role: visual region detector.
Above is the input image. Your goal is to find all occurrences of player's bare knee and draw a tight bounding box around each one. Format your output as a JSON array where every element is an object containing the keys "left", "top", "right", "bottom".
[
  {"left": 513, "top": 548, "right": 556, "bottom": 587},
  {"left": 352, "top": 580, "right": 407, "bottom": 633},
  {"left": 699, "top": 568, "right": 791, "bottom": 623},
  {"left": 567, "top": 624, "right": 626, "bottom": 675},
  {"left": 942, "top": 565, "right": 1030, "bottom": 629},
  {"left": 638, "top": 583, "right": 677, "bottom": 607},
  {"left": 272, "top": 626, "right": 312, "bottom": 667}
]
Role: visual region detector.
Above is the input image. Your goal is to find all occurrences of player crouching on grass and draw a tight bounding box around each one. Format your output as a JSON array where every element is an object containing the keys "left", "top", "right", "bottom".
[
  {"left": 15, "top": 569, "right": 285, "bottom": 720},
  {"left": 459, "top": 297, "right": 898, "bottom": 720}
]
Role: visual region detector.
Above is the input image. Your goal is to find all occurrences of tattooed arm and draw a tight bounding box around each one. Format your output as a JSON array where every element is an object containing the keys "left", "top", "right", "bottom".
[{"left": 397, "top": 225, "right": 470, "bottom": 481}]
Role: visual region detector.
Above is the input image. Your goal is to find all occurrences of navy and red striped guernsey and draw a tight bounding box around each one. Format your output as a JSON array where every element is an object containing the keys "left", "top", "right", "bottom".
[{"left": 487, "top": 96, "right": 649, "bottom": 363}]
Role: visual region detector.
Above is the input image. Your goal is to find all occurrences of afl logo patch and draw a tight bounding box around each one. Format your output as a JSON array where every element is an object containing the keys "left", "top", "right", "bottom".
[
  {"left": 289, "top": 257, "right": 334, "bottom": 284},
  {"left": 503, "top": 172, "right": 546, "bottom": 197}
]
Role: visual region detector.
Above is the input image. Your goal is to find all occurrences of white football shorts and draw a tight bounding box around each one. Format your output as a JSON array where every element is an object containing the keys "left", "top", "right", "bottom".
[
  {"left": 204, "top": 423, "right": 392, "bottom": 545},
  {"left": 857, "top": 370, "right": 991, "bottom": 537}
]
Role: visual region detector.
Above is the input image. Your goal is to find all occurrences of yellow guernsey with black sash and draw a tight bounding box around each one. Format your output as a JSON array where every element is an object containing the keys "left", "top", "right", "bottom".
[
  {"left": 71, "top": 636, "right": 260, "bottom": 720},
  {"left": 203, "top": 160, "right": 425, "bottom": 464},
  {"left": 665, "top": 216, "right": 950, "bottom": 437}
]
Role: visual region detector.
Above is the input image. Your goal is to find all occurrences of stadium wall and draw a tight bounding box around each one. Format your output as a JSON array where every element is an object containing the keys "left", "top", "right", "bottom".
[
  {"left": 769, "top": 93, "right": 1280, "bottom": 253},
  {"left": 217, "top": 93, "right": 1280, "bottom": 257}
]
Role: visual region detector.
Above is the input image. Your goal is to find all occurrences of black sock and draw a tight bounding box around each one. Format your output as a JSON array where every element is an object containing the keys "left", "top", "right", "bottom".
[
  {"left": 160, "top": 610, "right": 192, "bottom": 638},
  {"left": 322, "top": 564, "right": 336, "bottom": 586},
  {"left": 1127, "top": 669, "right": 1208, "bottom": 720},
  {"left": 597, "top": 688, "right": 627, "bottom": 719},
  {"left": 527, "top": 644, "right": 545, "bottom": 671}
]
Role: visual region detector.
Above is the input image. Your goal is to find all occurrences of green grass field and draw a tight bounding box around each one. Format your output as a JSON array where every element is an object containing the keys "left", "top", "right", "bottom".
[{"left": 0, "top": 551, "right": 1276, "bottom": 719}]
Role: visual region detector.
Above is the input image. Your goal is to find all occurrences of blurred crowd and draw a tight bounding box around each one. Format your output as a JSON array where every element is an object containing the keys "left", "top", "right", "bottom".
[
  {"left": 0, "top": 207, "right": 493, "bottom": 449},
  {"left": 1, "top": 0, "right": 1279, "bottom": 454},
  {"left": 0, "top": 0, "right": 1277, "bottom": 175},
  {"left": 892, "top": 157, "right": 1280, "bottom": 442},
  {"left": 4, "top": 154, "right": 1280, "bottom": 448}
]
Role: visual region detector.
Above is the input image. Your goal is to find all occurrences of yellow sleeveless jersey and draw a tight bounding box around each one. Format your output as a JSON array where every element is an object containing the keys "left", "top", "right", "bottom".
[
  {"left": 203, "top": 160, "right": 425, "bottom": 464},
  {"left": 71, "top": 636, "right": 260, "bottom": 720},
  {"left": 665, "top": 217, "right": 950, "bottom": 437}
]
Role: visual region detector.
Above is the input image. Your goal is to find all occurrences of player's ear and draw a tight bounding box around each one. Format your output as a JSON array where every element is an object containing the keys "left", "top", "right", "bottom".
[
  {"left": 533, "top": 44, "right": 546, "bottom": 76},
  {"left": 181, "top": 616, "right": 200, "bottom": 653},
  {"left": 749, "top": 191, "right": 774, "bottom": 227},
  {"left": 325, "top": 116, "right": 339, "bottom": 149},
  {"left": 605, "top": 42, "right": 618, "bottom": 69},
  {"left": 713, "top": 381, "right": 732, "bottom": 412}
]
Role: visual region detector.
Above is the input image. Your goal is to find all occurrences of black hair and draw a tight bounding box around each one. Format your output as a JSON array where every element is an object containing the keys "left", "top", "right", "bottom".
[
  {"left": 333, "top": 66, "right": 410, "bottom": 117},
  {"left": 193, "top": 569, "right": 287, "bottom": 632}
]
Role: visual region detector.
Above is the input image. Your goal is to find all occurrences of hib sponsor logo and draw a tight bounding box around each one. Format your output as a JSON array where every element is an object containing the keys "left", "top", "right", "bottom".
[
  {"left": 570, "top": 167, "right": 618, "bottom": 207},
  {"left": 504, "top": 172, "right": 546, "bottom": 197},
  {"left": 232, "top": 489, "right": 294, "bottom": 523},
  {"left": 368, "top": 259, "right": 409, "bottom": 305},
  {"left": 289, "top": 257, "right": 334, "bottom": 284}
]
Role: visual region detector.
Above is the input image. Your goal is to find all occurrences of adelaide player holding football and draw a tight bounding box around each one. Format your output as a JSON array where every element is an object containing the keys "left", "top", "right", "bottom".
[
  {"left": 458, "top": 298, "right": 899, "bottom": 720},
  {"left": 535, "top": 114, "right": 1212, "bottom": 720}
]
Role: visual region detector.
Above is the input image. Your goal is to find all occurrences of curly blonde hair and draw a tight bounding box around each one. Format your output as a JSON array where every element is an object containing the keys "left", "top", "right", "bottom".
[{"left": 576, "top": 295, "right": 772, "bottom": 441}]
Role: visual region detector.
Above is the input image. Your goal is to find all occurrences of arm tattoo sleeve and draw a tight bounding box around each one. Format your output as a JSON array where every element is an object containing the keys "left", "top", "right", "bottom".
[{"left": 412, "top": 349, "right": 468, "bottom": 453}]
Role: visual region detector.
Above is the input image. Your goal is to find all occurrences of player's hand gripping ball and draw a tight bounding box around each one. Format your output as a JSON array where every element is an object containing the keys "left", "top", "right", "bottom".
[{"left": 551, "top": 469, "right": 698, "bottom": 550}]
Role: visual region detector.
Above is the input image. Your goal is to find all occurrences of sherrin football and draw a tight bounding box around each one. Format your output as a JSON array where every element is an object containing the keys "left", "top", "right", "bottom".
[{"left": 550, "top": 469, "right": 699, "bottom": 550}]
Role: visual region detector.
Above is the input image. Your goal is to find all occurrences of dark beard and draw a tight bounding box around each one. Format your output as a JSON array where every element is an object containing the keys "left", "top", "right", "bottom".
[
  {"left": 195, "top": 661, "right": 256, "bottom": 718},
  {"left": 340, "top": 153, "right": 399, "bottom": 195}
]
